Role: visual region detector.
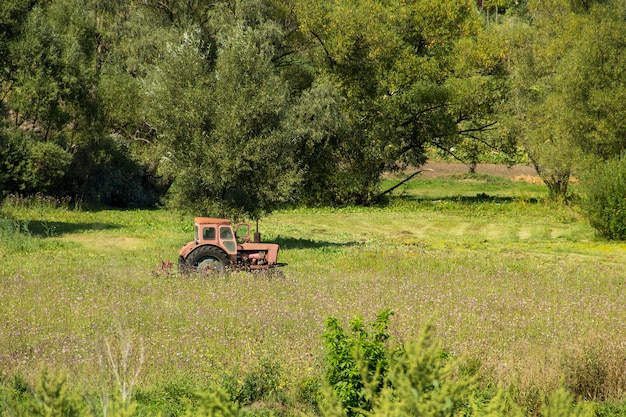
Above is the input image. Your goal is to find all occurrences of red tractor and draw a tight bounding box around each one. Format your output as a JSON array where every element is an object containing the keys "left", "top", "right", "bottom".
[{"left": 178, "top": 217, "right": 284, "bottom": 274}]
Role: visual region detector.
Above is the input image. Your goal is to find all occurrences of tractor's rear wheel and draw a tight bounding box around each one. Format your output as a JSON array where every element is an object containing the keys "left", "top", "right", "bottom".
[{"left": 185, "top": 246, "right": 230, "bottom": 275}]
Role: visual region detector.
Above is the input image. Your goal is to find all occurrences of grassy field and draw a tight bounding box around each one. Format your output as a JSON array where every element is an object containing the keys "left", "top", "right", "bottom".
[{"left": 1, "top": 173, "right": 625, "bottom": 415}]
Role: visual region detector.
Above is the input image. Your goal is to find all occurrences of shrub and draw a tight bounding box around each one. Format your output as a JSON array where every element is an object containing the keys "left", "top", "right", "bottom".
[
  {"left": 28, "top": 141, "right": 72, "bottom": 195},
  {"left": 0, "top": 127, "right": 165, "bottom": 208},
  {"left": 134, "top": 377, "right": 215, "bottom": 417},
  {"left": 4, "top": 366, "right": 86, "bottom": 417},
  {"left": 320, "top": 312, "right": 596, "bottom": 417},
  {"left": 65, "top": 136, "right": 166, "bottom": 208},
  {"left": 365, "top": 324, "right": 477, "bottom": 417},
  {"left": 220, "top": 358, "right": 283, "bottom": 407},
  {"left": 580, "top": 155, "right": 626, "bottom": 240},
  {"left": 0, "top": 129, "right": 72, "bottom": 198},
  {"left": 0, "top": 129, "right": 38, "bottom": 197},
  {"left": 322, "top": 309, "right": 394, "bottom": 416},
  {"left": 183, "top": 390, "right": 241, "bottom": 417},
  {"left": 563, "top": 343, "right": 626, "bottom": 402}
]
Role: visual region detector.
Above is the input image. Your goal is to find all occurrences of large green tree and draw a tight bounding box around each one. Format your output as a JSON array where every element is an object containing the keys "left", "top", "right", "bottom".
[
  {"left": 1, "top": 0, "right": 168, "bottom": 205},
  {"left": 143, "top": 0, "right": 307, "bottom": 218},
  {"left": 503, "top": 0, "right": 626, "bottom": 200},
  {"left": 1, "top": 0, "right": 95, "bottom": 198},
  {"left": 295, "top": 0, "right": 504, "bottom": 204}
]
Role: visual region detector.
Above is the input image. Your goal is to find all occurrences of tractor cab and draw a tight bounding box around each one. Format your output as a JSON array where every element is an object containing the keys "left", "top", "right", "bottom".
[{"left": 194, "top": 218, "right": 238, "bottom": 254}]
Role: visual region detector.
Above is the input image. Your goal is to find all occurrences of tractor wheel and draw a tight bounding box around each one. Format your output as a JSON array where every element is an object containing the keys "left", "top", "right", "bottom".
[{"left": 185, "top": 246, "right": 230, "bottom": 275}]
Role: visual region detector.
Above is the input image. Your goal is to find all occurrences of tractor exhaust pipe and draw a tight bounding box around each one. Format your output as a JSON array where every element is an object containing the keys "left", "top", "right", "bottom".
[{"left": 254, "top": 218, "right": 261, "bottom": 243}]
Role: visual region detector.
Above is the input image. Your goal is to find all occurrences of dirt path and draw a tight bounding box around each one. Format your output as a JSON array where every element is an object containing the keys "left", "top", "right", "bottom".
[{"left": 419, "top": 162, "right": 542, "bottom": 183}]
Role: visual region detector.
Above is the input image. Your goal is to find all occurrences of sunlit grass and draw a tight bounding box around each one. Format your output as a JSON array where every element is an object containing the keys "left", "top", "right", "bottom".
[
  {"left": 381, "top": 172, "right": 547, "bottom": 201},
  {"left": 1, "top": 178, "right": 625, "bottom": 412}
]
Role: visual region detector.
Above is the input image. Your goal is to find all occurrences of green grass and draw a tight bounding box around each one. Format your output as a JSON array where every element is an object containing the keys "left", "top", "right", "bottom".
[
  {"left": 381, "top": 172, "right": 545, "bottom": 201},
  {"left": 1, "top": 176, "right": 625, "bottom": 415}
]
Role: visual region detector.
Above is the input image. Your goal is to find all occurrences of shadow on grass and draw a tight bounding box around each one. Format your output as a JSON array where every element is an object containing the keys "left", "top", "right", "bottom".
[
  {"left": 26, "top": 220, "right": 121, "bottom": 237},
  {"left": 273, "top": 236, "right": 361, "bottom": 250},
  {"left": 396, "top": 193, "right": 540, "bottom": 204}
]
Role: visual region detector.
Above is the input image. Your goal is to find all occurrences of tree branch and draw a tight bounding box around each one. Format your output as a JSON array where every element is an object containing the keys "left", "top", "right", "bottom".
[
  {"left": 431, "top": 142, "right": 470, "bottom": 166},
  {"left": 377, "top": 169, "right": 432, "bottom": 199},
  {"left": 400, "top": 103, "right": 450, "bottom": 128},
  {"left": 457, "top": 120, "right": 498, "bottom": 134},
  {"left": 310, "top": 30, "right": 336, "bottom": 68}
]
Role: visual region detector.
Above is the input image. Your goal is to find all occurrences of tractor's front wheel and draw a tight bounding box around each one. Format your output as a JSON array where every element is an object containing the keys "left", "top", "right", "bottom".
[{"left": 185, "top": 246, "right": 230, "bottom": 275}]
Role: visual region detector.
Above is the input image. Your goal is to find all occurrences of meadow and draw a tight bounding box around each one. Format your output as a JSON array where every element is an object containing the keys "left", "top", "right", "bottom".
[{"left": 1, "top": 171, "right": 626, "bottom": 415}]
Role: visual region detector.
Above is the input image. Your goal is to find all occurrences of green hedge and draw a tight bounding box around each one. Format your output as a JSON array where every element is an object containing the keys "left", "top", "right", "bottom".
[{"left": 580, "top": 155, "right": 626, "bottom": 240}]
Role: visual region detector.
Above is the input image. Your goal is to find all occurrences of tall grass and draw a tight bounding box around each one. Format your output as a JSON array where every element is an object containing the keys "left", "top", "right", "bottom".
[{"left": 1, "top": 177, "right": 625, "bottom": 414}]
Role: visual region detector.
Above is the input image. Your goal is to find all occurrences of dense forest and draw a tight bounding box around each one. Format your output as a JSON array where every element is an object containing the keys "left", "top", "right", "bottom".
[{"left": 1, "top": 0, "right": 625, "bottom": 220}]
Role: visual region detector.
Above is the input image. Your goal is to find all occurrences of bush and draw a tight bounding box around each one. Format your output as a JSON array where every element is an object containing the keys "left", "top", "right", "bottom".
[
  {"left": 322, "top": 310, "right": 394, "bottom": 416},
  {"left": 0, "top": 126, "right": 168, "bottom": 208},
  {"left": 29, "top": 141, "right": 72, "bottom": 195},
  {"left": 65, "top": 136, "right": 166, "bottom": 208},
  {"left": 580, "top": 155, "right": 626, "bottom": 240},
  {"left": 220, "top": 358, "right": 283, "bottom": 408},
  {"left": 563, "top": 343, "right": 626, "bottom": 402},
  {"left": 0, "top": 129, "right": 38, "bottom": 197},
  {"left": 320, "top": 311, "right": 596, "bottom": 417},
  {"left": 3, "top": 366, "right": 86, "bottom": 417}
]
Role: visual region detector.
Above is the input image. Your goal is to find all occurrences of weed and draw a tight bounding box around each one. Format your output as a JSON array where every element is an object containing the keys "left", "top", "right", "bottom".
[
  {"left": 40, "top": 220, "right": 57, "bottom": 237},
  {"left": 2, "top": 193, "right": 71, "bottom": 211},
  {"left": 152, "top": 259, "right": 176, "bottom": 278},
  {"left": 99, "top": 326, "right": 144, "bottom": 407},
  {"left": 563, "top": 343, "right": 626, "bottom": 402},
  {"left": 0, "top": 216, "right": 39, "bottom": 252},
  {"left": 221, "top": 358, "right": 283, "bottom": 407}
]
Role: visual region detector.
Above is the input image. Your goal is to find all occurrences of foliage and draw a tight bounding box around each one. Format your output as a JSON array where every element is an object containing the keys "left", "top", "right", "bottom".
[
  {"left": 65, "top": 135, "right": 165, "bottom": 208},
  {"left": 502, "top": 0, "right": 626, "bottom": 201},
  {"left": 0, "top": 129, "right": 39, "bottom": 196},
  {"left": 0, "top": 215, "right": 37, "bottom": 253},
  {"left": 320, "top": 317, "right": 479, "bottom": 417},
  {"left": 362, "top": 324, "right": 476, "bottom": 417},
  {"left": 0, "top": 0, "right": 167, "bottom": 208},
  {"left": 320, "top": 315, "right": 595, "bottom": 417},
  {"left": 220, "top": 358, "right": 282, "bottom": 407},
  {"left": 4, "top": 366, "right": 85, "bottom": 417},
  {"left": 99, "top": 326, "right": 144, "bottom": 406},
  {"left": 285, "top": 77, "right": 351, "bottom": 206},
  {"left": 562, "top": 341, "right": 626, "bottom": 403},
  {"left": 144, "top": 2, "right": 303, "bottom": 219},
  {"left": 0, "top": 129, "right": 73, "bottom": 197},
  {"left": 322, "top": 310, "right": 394, "bottom": 416},
  {"left": 556, "top": 1, "right": 626, "bottom": 160},
  {"left": 1, "top": 0, "right": 625, "bottom": 211},
  {"left": 182, "top": 389, "right": 241, "bottom": 417},
  {"left": 580, "top": 155, "right": 626, "bottom": 240},
  {"left": 538, "top": 387, "right": 595, "bottom": 417},
  {"left": 294, "top": 0, "right": 503, "bottom": 205}
]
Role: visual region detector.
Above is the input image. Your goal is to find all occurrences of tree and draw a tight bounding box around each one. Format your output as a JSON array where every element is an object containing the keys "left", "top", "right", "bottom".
[
  {"left": 0, "top": 0, "right": 37, "bottom": 109},
  {"left": 294, "top": 0, "right": 503, "bottom": 204},
  {"left": 145, "top": 0, "right": 303, "bottom": 219},
  {"left": 503, "top": 0, "right": 626, "bottom": 201},
  {"left": 0, "top": 0, "right": 172, "bottom": 206},
  {"left": 283, "top": 76, "right": 351, "bottom": 206},
  {"left": 0, "top": 0, "right": 100, "bottom": 200},
  {"left": 8, "top": 0, "right": 98, "bottom": 140},
  {"left": 560, "top": 1, "right": 626, "bottom": 161}
]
